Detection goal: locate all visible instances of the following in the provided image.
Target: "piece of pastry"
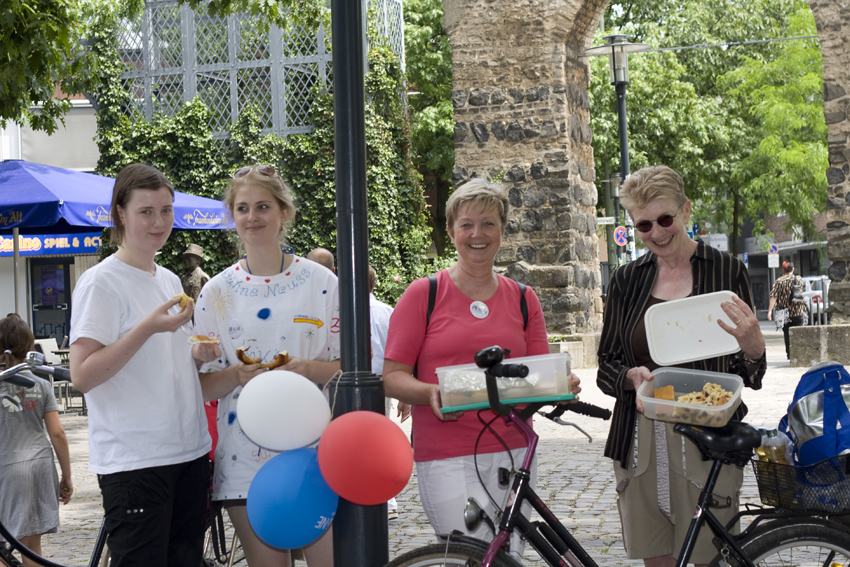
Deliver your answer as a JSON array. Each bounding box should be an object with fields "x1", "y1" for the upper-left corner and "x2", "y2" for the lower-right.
[
  {"x1": 236, "y1": 347, "x2": 291, "y2": 369},
  {"x1": 654, "y1": 385, "x2": 676, "y2": 401},
  {"x1": 188, "y1": 335, "x2": 220, "y2": 344},
  {"x1": 173, "y1": 293, "x2": 193, "y2": 308}
]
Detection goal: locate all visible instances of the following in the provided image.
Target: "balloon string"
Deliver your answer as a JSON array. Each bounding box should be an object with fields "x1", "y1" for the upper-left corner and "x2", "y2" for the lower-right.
[{"x1": 324, "y1": 370, "x2": 344, "y2": 417}]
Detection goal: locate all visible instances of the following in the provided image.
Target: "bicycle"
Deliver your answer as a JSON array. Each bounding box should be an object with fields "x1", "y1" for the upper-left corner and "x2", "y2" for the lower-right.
[{"x1": 384, "y1": 345, "x2": 850, "y2": 567}]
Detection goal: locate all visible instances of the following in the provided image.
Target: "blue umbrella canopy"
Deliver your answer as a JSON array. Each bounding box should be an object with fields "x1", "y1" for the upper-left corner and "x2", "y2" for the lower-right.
[{"x1": 0, "y1": 160, "x2": 234, "y2": 232}]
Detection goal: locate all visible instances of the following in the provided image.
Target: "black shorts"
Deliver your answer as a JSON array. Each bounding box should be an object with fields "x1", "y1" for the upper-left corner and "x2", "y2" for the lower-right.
[{"x1": 98, "y1": 454, "x2": 209, "y2": 567}]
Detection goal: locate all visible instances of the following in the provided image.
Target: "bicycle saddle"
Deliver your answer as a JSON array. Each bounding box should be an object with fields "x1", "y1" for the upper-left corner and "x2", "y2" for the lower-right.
[{"x1": 674, "y1": 420, "x2": 761, "y2": 467}]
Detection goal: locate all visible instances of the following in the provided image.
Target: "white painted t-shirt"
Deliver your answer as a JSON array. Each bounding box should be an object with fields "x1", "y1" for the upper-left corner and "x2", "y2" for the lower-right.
[
  {"x1": 70, "y1": 255, "x2": 211, "y2": 474},
  {"x1": 194, "y1": 255, "x2": 340, "y2": 500}
]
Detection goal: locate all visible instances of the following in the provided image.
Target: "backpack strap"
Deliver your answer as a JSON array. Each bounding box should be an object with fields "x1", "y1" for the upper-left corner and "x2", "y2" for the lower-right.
[
  {"x1": 413, "y1": 275, "x2": 438, "y2": 379},
  {"x1": 425, "y1": 274, "x2": 437, "y2": 330},
  {"x1": 518, "y1": 282, "x2": 528, "y2": 330}
]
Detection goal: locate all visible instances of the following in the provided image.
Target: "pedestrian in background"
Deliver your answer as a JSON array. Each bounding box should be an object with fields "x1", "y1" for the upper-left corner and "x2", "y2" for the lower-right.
[
  {"x1": 307, "y1": 247, "x2": 335, "y2": 273},
  {"x1": 0, "y1": 314, "x2": 73, "y2": 567},
  {"x1": 767, "y1": 260, "x2": 807, "y2": 359},
  {"x1": 180, "y1": 243, "x2": 211, "y2": 303},
  {"x1": 70, "y1": 164, "x2": 213, "y2": 567},
  {"x1": 368, "y1": 265, "x2": 407, "y2": 520}
]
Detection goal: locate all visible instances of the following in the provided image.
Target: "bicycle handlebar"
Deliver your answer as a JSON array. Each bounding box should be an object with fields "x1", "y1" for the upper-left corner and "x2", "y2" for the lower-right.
[
  {"x1": 0, "y1": 350, "x2": 71, "y2": 387},
  {"x1": 543, "y1": 401, "x2": 612, "y2": 421},
  {"x1": 490, "y1": 362, "x2": 529, "y2": 378}
]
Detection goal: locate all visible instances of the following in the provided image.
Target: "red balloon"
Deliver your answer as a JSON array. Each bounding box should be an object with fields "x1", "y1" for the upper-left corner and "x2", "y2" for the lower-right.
[{"x1": 318, "y1": 411, "x2": 413, "y2": 505}]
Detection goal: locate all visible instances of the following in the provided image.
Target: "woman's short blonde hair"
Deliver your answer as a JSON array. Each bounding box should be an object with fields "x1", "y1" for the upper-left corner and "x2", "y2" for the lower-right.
[
  {"x1": 445, "y1": 178, "x2": 510, "y2": 230},
  {"x1": 620, "y1": 166, "x2": 687, "y2": 212}
]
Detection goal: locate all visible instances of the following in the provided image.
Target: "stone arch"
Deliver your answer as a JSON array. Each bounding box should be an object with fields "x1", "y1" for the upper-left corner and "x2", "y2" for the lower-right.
[{"x1": 443, "y1": 0, "x2": 609, "y2": 335}]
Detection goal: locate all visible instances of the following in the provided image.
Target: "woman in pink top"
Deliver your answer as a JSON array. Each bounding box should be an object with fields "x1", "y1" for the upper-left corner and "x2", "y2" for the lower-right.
[{"x1": 383, "y1": 178, "x2": 580, "y2": 558}]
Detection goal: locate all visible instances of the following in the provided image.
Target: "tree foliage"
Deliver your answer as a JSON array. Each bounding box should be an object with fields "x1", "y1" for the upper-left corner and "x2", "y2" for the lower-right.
[
  {"x1": 592, "y1": 0, "x2": 827, "y2": 253},
  {"x1": 0, "y1": 0, "x2": 95, "y2": 133},
  {"x1": 282, "y1": 41, "x2": 437, "y2": 303},
  {"x1": 85, "y1": 6, "x2": 435, "y2": 304},
  {"x1": 403, "y1": 0, "x2": 454, "y2": 254}
]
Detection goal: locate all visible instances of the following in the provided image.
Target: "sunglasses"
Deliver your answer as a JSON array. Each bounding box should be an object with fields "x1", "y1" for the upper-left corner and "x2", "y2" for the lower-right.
[
  {"x1": 233, "y1": 165, "x2": 277, "y2": 179},
  {"x1": 634, "y1": 212, "x2": 678, "y2": 233}
]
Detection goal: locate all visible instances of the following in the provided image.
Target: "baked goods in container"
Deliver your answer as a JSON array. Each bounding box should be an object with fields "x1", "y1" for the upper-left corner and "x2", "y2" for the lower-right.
[
  {"x1": 676, "y1": 382, "x2": 732, "y2": 407},
  {"x1": 654, "y1": 385, "x2": 675, "y2": 401}
]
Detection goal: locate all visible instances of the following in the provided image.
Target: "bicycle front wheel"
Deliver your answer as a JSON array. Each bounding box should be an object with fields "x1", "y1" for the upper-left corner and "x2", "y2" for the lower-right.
[
  {"x1": 0, "y1": 545, "x2": 23, "y2": 567},
  {"x1": 724, "y1": 520, "x2": 850, "y2": 566},
  {"x1": 386, "y1": 542, "x2": 523, "y2": 567}
]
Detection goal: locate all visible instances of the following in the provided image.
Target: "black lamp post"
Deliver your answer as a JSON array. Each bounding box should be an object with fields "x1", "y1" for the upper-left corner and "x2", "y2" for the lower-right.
[
  {"x1": 586, "y1": 35, "x2": 648, "y2": 264},
  {"x1": 329, "y1": 0, "x2": 388, "y2": 564}
]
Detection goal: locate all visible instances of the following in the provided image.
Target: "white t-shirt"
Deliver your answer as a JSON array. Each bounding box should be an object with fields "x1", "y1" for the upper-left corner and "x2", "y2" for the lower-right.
[
  {"x1": 194, "y1": 255, "x2": 340, "y2": 500},
  {"x1": 369, "y1": 293, "x2": 393, "y2": 377},
  {"x1": 70, "y1": 255, "x2": 211, "y2": 474}
]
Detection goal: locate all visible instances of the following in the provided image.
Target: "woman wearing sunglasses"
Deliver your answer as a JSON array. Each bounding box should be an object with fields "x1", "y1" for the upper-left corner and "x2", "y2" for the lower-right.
[
  {"x1": 596, "y1": 165, "x2": 766, "y2": 567},
  {"x1": 192, "y1": 165, "x2": 339, "y2": 567}
]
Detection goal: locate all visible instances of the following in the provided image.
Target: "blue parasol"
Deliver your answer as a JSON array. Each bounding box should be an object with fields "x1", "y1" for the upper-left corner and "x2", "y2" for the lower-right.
[{"x1": 0, "y1": 160, "x2": 234, "y2": 232}]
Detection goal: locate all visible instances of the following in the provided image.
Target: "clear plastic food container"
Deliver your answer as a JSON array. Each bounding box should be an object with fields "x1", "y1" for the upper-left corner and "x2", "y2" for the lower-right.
[
  {"x1": 637, "y1": 368, "x2": 743, "y2": 427},
  {"x1": 436, "y1": 353, "x2": 573, "y2": 413}
]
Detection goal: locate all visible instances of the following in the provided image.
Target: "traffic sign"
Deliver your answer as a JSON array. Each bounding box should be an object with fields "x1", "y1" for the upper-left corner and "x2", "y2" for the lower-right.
[
  {"x1": 597, "y1": 216, "x2": 616, "y2": 225},
  {"x1": 769, "y1": 243, "x2": 779, "y2": 255},
  {"x1": 614, "y1": 226, "x2": 628, "y2": 246},
  {"x1": 743, "y1": 252, "x2": 748, "y2": 265},
  {"x1": 708, "y1": 233, "x2": 728, "y2": 252},
  {"x1": 768, "y1": 253, "x2": 779, "y2": 268}
]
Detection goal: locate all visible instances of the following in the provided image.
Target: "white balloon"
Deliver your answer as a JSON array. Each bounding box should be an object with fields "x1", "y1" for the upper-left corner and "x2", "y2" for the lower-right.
[{"x1": 236, "y1": 370, "x2": 331, "y2": 451}]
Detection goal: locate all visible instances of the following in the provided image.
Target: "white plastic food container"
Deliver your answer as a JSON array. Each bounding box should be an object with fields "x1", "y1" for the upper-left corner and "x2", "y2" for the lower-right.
[
  {"x1": 637, "y1": 368, "x2": 743, "y2": 427},
  {"x1": 644, "y1": 290, "x2": 741, "y2": 366},
  {"x1": 436, "y1": 353, "x2": 573, "y2": 413}
]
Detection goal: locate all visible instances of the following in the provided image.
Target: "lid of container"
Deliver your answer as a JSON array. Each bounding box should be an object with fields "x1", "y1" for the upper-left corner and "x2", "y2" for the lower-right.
[{"x1": 644, "y1": 290, "x2": 741, "y2": 366}]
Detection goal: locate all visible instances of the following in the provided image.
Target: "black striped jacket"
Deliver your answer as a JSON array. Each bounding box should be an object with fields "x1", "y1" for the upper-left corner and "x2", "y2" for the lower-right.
[{"x1": 596, "y1": 241, "x2": 766, "y2": 467}]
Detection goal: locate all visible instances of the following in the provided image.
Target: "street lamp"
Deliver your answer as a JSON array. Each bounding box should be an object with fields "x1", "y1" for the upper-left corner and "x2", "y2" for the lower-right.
[{"x1": 586, "y1": 34, "x2": 649, "y2": 264}]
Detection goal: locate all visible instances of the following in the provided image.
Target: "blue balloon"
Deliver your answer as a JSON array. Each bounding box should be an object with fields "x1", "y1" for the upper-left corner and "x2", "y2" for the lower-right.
[{"x1": 247, "y1": 448, "x2": 338, "y2": 549}]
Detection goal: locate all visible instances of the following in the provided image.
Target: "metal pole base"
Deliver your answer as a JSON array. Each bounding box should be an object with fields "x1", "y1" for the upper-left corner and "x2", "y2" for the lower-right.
[{"x1": 329, "y1": 373, "x2": 389, "y2": 567}]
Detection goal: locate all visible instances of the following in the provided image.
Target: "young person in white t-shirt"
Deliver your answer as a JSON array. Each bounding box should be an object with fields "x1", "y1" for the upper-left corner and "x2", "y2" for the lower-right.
[
  {"x1": 192, "y1": 165, "x2": 340, "y2": 567},
  {"x1": 70, "y1": 164, "x2": 214, "y2": 567}
]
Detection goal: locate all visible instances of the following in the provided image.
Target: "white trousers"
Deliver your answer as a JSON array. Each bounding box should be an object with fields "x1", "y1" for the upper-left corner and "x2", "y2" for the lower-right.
[{"x1": 416, "y1": 448, "x2": 537, "y2": 559}]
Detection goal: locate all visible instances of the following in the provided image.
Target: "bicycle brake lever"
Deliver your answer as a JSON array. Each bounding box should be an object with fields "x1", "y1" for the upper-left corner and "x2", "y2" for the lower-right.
[{"x1": 538, "y1": 412, "x2": 593, "y2": 443}]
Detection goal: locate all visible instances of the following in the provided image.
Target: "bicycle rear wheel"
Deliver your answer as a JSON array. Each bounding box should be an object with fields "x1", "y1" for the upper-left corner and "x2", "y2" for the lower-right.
[
  {"x1": 716, "y1": 520, "x2": 850, "y2": 567},
  {"x1": 385, "y1": 543, "x2": 523, "y2": 567}
]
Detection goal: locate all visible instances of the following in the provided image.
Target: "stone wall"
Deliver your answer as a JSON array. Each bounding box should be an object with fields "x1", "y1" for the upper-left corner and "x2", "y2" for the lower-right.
[
  {"x1": 809, "y1": 1, "x2": 850, "y2": 323},
  {"x1": 442, "y1": 0, "x2": 609, "y2": 335}
]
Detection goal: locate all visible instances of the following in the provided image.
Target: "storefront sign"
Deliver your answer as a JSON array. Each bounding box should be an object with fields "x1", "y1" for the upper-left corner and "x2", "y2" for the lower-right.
[{"x1": 0, "y1": 233, "x2": 102, "y2": 256}]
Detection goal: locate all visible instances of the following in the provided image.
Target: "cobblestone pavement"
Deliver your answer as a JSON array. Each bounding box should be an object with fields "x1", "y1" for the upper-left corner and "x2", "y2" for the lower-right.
[{"x1": 31, "y1": 325, "x2": 799, "y2": 566}]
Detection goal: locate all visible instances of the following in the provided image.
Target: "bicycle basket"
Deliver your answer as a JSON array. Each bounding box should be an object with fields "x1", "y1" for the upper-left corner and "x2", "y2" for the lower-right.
[{"x1": 752, "y1": 453, "x2": 850, "y2": 514}]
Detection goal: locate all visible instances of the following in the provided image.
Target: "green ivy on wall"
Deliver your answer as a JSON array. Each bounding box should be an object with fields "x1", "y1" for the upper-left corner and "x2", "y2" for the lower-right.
[{"x1": 85, "y1": 7, "x2": 441, "y2": 304}]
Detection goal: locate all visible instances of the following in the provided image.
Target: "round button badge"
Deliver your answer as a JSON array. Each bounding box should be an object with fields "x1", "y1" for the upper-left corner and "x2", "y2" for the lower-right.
[{"x1": 470, "y1": 301, "x2": 489, "y2": 319}]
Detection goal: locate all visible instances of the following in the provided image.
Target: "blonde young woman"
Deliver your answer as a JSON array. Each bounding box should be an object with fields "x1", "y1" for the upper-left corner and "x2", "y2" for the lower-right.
[
  {"x1": 193, "y1": 165, "x2": 340, "y2": 567},
  {"x1": 70, "y1": 164, "x2": 212, "y2": 567}
]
